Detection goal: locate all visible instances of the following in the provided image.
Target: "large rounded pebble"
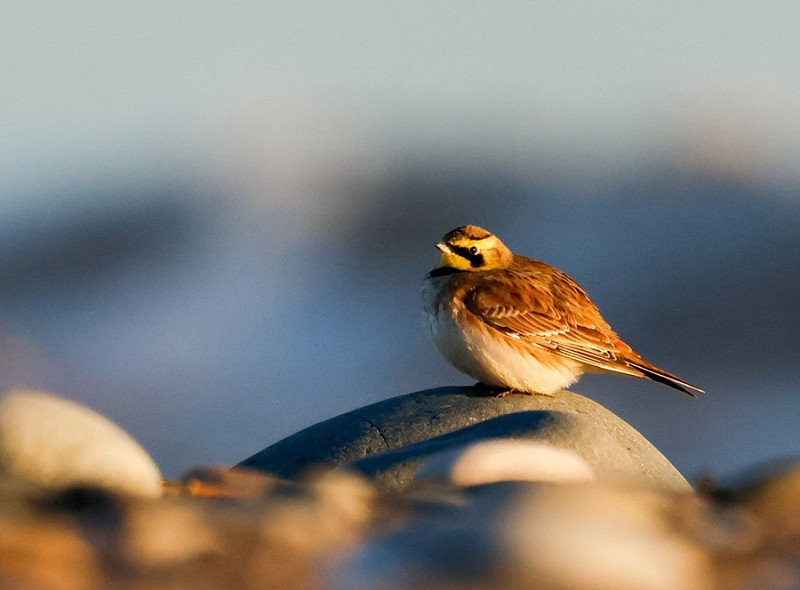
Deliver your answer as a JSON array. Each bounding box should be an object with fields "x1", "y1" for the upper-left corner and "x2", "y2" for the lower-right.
[
  {"x1": 239, "y1": 386, "x2": 689, "y2": 492},
  {"x1": 0, "y1": 389, "x2": 162, "y2": 497}
]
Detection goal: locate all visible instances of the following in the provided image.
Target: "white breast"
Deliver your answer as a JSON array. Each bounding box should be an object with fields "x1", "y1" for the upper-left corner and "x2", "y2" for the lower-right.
[{"x1": 422, "y1": 276, "x2": 582, "y2": 394}]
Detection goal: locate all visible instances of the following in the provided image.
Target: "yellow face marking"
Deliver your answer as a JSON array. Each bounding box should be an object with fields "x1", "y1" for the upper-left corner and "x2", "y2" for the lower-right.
[
  {"x1": 432, "y1": 226, "x2": 514, "y2": 272},
  {"x1": 435, "y1": 236, "x2": 498, "y2": 270},
  {"x1": 435, "y1": 242, "x2": 475, "y2": 271}
]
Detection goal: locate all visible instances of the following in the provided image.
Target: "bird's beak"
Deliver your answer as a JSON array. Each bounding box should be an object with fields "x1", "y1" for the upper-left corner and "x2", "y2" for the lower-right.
[{"x1": 434, "y1": 242, "x2": 455, "y2": 269}]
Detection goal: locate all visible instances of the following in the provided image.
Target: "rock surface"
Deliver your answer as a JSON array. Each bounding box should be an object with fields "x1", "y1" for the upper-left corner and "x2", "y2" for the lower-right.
[
  {"x1": 239, "y1": 386, "x2": 690, "y2": 492},
  {"x1": 0, "y1": 389, "x2": 162, "y2": 497}
]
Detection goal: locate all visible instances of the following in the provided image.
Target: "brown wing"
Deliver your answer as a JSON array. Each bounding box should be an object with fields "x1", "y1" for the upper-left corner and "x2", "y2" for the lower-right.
[
  {"x1": 464, "y1": 258, "x2": 703, "y2": 396},
  {"x1": 464, "y1": 260, "x2": 640, "y2": 373}
]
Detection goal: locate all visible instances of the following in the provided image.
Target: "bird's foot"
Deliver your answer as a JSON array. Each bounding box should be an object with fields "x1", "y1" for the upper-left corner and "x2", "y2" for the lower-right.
[{"x1": 473, "y1": 382, "x2": 516, "y2": 398}]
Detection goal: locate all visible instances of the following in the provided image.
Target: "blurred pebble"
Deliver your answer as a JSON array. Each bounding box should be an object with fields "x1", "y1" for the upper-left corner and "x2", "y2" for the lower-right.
[
  {"x1": 256, "y1": 470, "x2": 375, "y2": 555},
  {"x1": 334, "y1": 481, "x2": 713, "y2": 590},
  {"x1": 0, "y1": 480, "x2": 100, "y2": 590},
  {"x1": 179, "y1": 465, "x2": 280, "y2": 498},
  {"x1": 703, "y1": 459, "x2": 800, "y2": 590},
  {"x1": 502, "y1": 483, "x2": 712, "y2": 590},
  {"x1": 743, "y1": 460, "x2": 800, "y2": 531},
  {"x1": 415, "y1": 439, "x2": 595, "y2": 486},
  {"x1": 0, "y1": 389, "x2": 162, "y2": 497},
  {"x1": 117, "y1": 497, "x2": 218, "y2": 568}
]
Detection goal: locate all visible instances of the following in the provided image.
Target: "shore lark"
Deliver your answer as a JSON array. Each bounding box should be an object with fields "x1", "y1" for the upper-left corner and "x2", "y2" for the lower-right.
[{"x1": 422, "y1": 225, "x2": 704, "y2": 397}]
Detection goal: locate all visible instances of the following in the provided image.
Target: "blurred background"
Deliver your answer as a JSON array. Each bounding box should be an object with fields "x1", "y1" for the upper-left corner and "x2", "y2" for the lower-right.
[{"x1": 1, "y1": 2, "x2": 799, "y2": 479}]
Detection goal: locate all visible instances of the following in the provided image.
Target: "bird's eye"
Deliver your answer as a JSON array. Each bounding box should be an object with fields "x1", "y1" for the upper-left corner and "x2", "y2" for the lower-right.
[{"x1": 469, "y1": 246, "x2": 478, "y2": 255}]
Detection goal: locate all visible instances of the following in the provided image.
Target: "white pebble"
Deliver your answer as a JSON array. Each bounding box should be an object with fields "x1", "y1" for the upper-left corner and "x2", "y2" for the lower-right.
[
  {"x1": 417, "y1": 439, "x2": 595, "y2": 486},
  {"x1": 0, "y1": 389, "x2": 162, "y2": 497}
]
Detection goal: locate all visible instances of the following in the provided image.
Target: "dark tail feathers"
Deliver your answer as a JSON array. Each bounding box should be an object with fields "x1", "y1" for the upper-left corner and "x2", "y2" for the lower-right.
[{"x1": 630, "y1": 362, "x2": 705, "y2": 398}]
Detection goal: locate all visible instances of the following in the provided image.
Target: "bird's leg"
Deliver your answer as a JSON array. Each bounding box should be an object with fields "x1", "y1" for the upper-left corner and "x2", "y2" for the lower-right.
[{"x1": 473, "y1": 382, "x2": 516, "y2": 398}]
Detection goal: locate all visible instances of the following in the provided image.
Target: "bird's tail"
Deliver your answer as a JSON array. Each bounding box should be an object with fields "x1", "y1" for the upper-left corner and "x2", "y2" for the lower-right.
[{"x1": 627, "y1": 360, "x2": 705, "y2": 398}]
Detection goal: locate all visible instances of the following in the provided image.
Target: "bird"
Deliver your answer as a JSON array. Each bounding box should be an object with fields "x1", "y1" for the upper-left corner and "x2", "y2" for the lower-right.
[{"x1": 422, "y1": 225, "x2": 704, "y2": 397}]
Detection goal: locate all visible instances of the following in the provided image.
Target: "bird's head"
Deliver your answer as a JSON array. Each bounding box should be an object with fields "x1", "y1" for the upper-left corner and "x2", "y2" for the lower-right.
[{"x1": 434, "y1": 225, "x2": 514, "y2": 272}]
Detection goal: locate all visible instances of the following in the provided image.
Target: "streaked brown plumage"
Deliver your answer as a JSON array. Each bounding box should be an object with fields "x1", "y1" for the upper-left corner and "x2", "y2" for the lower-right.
[{"x1": 422, "y1": 225, "x2": 704, "y2": 396}]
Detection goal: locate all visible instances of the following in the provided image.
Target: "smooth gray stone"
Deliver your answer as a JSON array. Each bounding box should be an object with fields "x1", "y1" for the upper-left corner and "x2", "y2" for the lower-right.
[
  {"x1": 238, "y1": 386, "x2": 690, "y2": 492},
  {"x1": 348, "y1": 410, "x2": 678, "y2": 491}
]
